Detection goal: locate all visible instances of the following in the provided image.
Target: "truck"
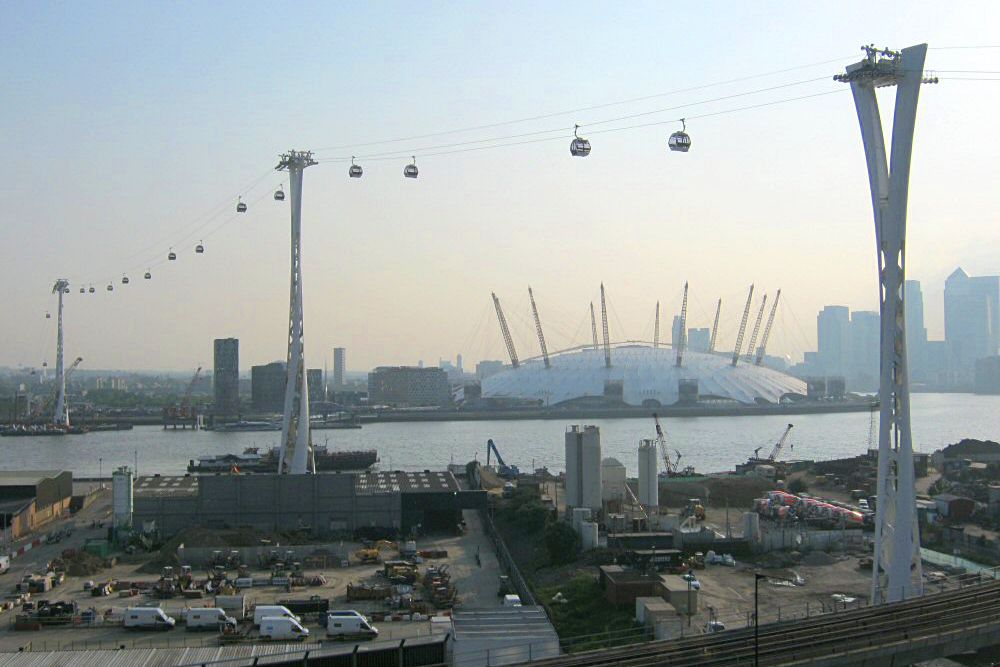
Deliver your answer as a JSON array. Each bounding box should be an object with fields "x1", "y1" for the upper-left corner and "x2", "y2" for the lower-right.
[
  {"x1": 123, "y1": 607, "x2": 176, "y2": 630},
  {"x1": 325, "y1": 610, "x2": 378, "y2": 640},
  {"x1": 214, "y1": 594, "x2": 248, "y2": 620},
  {"x1": 259, "y1": 616, "x2": 309, "y2": 641},
  {"x1": 185, "y1": 607, "x2": 237, "y2": 631},
  {"x1": 253, "y1": 605, "x2": 300, "y2": 626}
]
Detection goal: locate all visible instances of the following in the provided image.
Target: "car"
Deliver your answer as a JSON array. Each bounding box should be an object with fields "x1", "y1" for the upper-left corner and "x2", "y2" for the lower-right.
[
  {"x1": 705, "y1": 621, "x2": 726, "y2": 633},
  {"x1": 681, "y1": 573, "x2": 701, "y2": 590}
]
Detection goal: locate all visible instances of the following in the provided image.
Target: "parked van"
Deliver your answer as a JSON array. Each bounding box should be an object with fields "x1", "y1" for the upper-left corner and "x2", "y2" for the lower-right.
[
  {"x1": 123, "y1": 607, "x2": 176, "y2": 630},
  {"x1": 259, "y1": 616, "x2": 309, "y2": 641},
  {"x1": 0, "y1": 555, "x2": 9, "y2": 575},
  {"x1": 326, "y1": 610, "x2": 378, "y2": 640},
  {"x1": 253, "y1": 605, "x2": 300, "y2": 626},
  {"x1": 185, "y1": 607, "x2": 237, "y2": 631}
]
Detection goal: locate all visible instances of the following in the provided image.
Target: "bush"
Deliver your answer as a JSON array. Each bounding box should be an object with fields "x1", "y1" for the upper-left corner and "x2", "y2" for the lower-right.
[
  {"x1": 787, "y1": 478, "x2": 808, "y2": 494},
  {"x1": 544, "y1": 521, "x2": 580, "y2": 565}
]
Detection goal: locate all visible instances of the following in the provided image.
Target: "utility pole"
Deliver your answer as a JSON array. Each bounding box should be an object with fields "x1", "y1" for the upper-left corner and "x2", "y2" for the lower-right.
[{"x1": 276, "y1": 150, "x2": 317, "y2": 475}]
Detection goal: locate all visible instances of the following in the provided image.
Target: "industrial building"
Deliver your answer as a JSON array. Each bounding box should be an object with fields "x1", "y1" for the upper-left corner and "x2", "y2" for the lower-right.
[
  {"x1": 213, "y1": 338, "x2": 240, "y2": 415},
  {"x1": 565, "y1": 425, "x2": 602, "y2": 512},
  {"x1": 131, "y1": 470, "x2": 485, "y2": 538},
  {"x1": 482, "y1": 346, "x2": 806, "y2": 407},
  {"x1": 0, "y1": 470, "x2": 73, "y2": 541},
  {"x1": 251, "y1": 361, "x2": 286, "y2": 412},
  {"x1": 368, "y1": 366, "x2": 452, "y2": 407}
]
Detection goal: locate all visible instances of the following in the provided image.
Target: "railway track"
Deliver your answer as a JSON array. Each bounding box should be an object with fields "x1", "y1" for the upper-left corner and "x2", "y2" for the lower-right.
[{"x1": 519, "y1": 580, "x2": 1000, "y2": 667}]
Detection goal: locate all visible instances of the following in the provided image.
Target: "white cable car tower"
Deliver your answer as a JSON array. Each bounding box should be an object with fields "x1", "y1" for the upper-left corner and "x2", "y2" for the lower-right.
[
  {"x1": 276, "y1": 150, "x2": 317, "y2": 474},
  {"x1": 51, "y1": 279, "x2": 70, "y2": 426},
  {"x1": 837, "y1": 43, "x2": 936, "y2": 603}
]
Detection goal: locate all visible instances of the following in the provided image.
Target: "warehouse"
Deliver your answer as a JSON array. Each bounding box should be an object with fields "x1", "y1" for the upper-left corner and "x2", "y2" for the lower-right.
[
  {"x1": 133, "y1": 470, "x2": 485, "y2": 538},
  {"x1": 0, "y1": 470, "x2": 73, "y2": 541}
]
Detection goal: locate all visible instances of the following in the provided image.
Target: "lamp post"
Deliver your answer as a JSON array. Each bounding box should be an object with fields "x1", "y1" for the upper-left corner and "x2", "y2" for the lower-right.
[
  {"x1": 99, "y1": 457, "x2": 103, "y2": 489},
  {"x1": 754, "y1": 573, "x2": 766, "y2": 667}
]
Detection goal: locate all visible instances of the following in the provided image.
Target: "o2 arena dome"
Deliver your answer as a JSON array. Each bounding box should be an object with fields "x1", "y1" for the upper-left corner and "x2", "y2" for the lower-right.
[{"x1": 482, "y1": 344, "x2": 806, "y2": 407}]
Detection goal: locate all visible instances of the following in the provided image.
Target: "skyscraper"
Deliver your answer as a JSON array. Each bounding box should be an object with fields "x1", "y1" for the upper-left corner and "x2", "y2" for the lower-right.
[
  {"x1": 251, "y1": 362, "x2": 286, "y2": 413},
  {"x1": 945, "y1": 268, "x2": 1000, "y2": 385},
  {"x1": 213, "y1": 338, "x2": 239, "y2": 415},
  {"x1": 849, "y1": 311, "x2": 879, "y2": 390},
  {"x1": 333, "y1": 347, "x2": 346, "y2": 389},
  {"x1": 904, "y1": 280, "x2": 928, "y2": 382},
  {"x1": 817, "y1": 306, "x2": 851, "y2": 377}
]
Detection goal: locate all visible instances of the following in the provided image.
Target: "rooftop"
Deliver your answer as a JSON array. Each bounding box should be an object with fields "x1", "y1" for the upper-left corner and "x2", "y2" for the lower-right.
[
  {"x1": 0, "y1": 470, "x2": 68, "y2": 487},
  {"x1": 136, "y1": 475, "x2": 200, "y2": 497},
  {"x1": 354, "y1": 470, "x2": 461, "y2": 496}
]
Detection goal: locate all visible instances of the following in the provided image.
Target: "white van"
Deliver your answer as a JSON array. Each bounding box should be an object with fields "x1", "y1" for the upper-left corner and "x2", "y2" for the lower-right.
[
  {"x1": 259, "y1": 616, "x2": 309, "y2": 641},
  {"x1": 185, "y1": 607, "x2": 237, "y2": 631},
  {"x1": 326, "y1": 610, "x2": 378, "y2": 640},
  {"x1": 253, "y1": 605, "x2": 300, "y2": 627},
  {"x1": 0, "y1": 555, "x2": 9, "y2": 575},
  {"x1": 123, "y1": 607, "x2": 176, "y2": 630}
]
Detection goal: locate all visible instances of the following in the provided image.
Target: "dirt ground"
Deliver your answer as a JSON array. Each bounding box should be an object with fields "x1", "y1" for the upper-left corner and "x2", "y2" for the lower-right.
[{"x1": 0, "y1": 508, "x2": 500, "y2": 652}]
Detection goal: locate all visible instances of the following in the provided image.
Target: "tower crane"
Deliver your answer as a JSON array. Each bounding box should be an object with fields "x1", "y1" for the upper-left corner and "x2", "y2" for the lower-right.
[
  {"x1": 708, "y1": 299, "x2": 722, "y2": 353},
  {"x1": 492, "y1": 292, "x2": 519, "y2": 369},
  {"x1": 675, "y1": 282, "x2": 689, "y2": 367},
  {"x1": 180, "y1": 366, "x2": 203, "y2": 418},
  {"x1": 731, "y1": 285, "x2": 755, "y2": 367},
  {"x1": 528, "y1": 287, "x2": 550, "y2": 369},
  {"x1": 755, "y1": 289, "x2": 781, "y2": 365},
  {"x1": 623, "y1": 482, "x2": 650, "y2": 524},
  {"x1": 28, "y1": 357, "x2": 82, "y2": 423},
  {"x1": 743, "y1": 293, "x2": 768, "y2": 362},
  {"x1": 652, "y1": 413, "x2": 675, "y2": 476},
  {"x1": 766, "y1": 424, "x2": 794, "y2": 461}
]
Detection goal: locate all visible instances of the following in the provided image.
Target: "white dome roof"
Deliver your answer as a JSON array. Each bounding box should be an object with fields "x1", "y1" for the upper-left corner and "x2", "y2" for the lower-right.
[{"x1": 482, "y1": 345, "x2": 805, "y2": 406}]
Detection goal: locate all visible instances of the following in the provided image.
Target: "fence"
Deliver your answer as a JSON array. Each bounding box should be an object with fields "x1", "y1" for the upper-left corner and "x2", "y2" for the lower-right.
[{"x1": 480, "y1": 509, "x2": 535, "y2": 606}]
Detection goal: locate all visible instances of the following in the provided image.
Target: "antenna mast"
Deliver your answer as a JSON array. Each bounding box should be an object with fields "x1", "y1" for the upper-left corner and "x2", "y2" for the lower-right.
[
  {"x1": 731, "y1": 284, "x2": 755, "y2": 367},
  {"x1": 492, "y1": 292, "x2": 520, "y2": 369},
  {"x1": 528, "y1": 287, "x2": 550, "y2": 369}
]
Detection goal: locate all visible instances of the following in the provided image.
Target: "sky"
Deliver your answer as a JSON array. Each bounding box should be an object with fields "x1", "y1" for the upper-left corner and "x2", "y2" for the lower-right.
[{"x1": 2, "y1": 1, "x2": 999, "y2": 374}]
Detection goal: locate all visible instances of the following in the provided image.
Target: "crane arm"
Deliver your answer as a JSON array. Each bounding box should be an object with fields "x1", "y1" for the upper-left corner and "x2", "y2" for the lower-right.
[
  {"x1": 29, "y1": 357, "x2": 82, "y2": 420},
  {"x1": 768, "y1": 424, "x2": 794, "y2": 461},
  {"x1": 487, "y1": 439, "x2": 506, "y2": 468},
  {"x1": 652, "y1": 413, "x2": 673, "y2": 474},
  {"x1": 624, "y1": 483, "x2": 650, "y2": 522},
  {"x1": 181, "y1": 366, "x2": 203, "y2": 409},
  {"x1": 755, "y1": 289, "x2": 781, "y2": 365}
]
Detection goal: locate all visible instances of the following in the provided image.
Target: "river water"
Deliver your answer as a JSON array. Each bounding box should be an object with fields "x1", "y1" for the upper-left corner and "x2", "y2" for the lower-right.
[{"x1": 2, "y1": 394, "x2": 998, "y2": 478}]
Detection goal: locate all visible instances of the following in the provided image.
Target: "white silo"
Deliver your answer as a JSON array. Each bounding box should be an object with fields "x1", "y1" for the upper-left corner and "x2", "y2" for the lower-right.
[
  {"x1": 572, "y1": 507, "x2": 592, "y2": 533},
  {"x1": 580, "y1": 521, "x2": 599, "y2": 550},
  {"x1": 601, "y1": 458, "x2": 627, "y2": 501},
  {"x1": 565, "y1": 425, "x2": 602, "y2": 512},
  {"x1": 638, "y1": 439, "x2": 659, "y2": 510},
  {"x1": 112, "y1": 466, "x2": 134, "y2": 529}
]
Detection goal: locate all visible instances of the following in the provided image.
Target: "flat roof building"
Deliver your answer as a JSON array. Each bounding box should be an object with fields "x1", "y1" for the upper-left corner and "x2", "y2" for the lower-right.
[
  {"x1": 213, "y1": 338, "x2": 240, "y2": 416},
  {"x1": 251, "y1": 361, "x2": 285, "y2": 413},
  {"x1": 368, "y1": 366, "x2": 451, "y2": 407}
]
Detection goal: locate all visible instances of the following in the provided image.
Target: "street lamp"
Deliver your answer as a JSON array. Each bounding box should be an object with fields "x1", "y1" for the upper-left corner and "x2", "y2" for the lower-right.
[
  {"x1": 754, "y1": 573, "x2": 766, "y2": 667},
  {"x1": 99, "y1": 457, "x2": 103, "y2": 489}
]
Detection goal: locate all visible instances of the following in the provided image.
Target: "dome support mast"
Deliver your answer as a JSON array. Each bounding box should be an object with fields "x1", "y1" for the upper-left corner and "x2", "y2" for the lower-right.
[
  {"x1": 528, "y1": 287, "x2": 550, "y2": 369},
  {"x1": 755, "y1": 289, "x2": 781, "y2": 365},
  {"x1": 708, "y1": 299, "x2": 722, "y2": 353},
  {"x1": 600, "y1": 284, "x2": 611, "y2": 369},
  {"x1": 731, "y1": 285, "x2": 754, "y2": 367},
  {"x1": 590, "y1": 303, "x2": 599, "y2": 350},
  {"x1": 675, "y1": 282, "x2": 689, "y2": 367},
  {"x1": 492, "y1": 293, "x2": 519, "y2": 369},
  {"x1": 653, "y1": 302, "x2": 660, "y2": 349},
  {"x1": 744, "y1": 293, "x2": 768, "y2": 363}
]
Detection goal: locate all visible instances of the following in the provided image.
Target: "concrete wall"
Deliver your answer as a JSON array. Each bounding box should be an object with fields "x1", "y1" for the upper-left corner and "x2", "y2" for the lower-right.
[
  {"x1": 755, "y1": 527, "x2": 864, "y2": 553},
  {"x1": 177, "y1": 542, "x2": 348, "y2": 566}
]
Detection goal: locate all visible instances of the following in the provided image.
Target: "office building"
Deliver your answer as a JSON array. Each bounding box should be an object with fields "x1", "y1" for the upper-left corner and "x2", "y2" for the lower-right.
[
  {"x1": 368, "y1": 366, "x2": 451, "y2": 407},
  {"x1": 849, "y1": 311, "x2": 879, "y2": 391},
  {"x1": 688, "y1": 328, "x2": 711, "y2": 353},
  {"x1": 213, "y1": 338, "x2": 240, "y2": 415},
  {"x1": 905, "y1": 280, "x2": 928, "y2": 382},
  {"x1": 333, "y1": 347, "x2": 346, "y2": 388},
  {"x1": 307, "y1": 368, "x2": 323, "y2": 403},
  {"x1": 945, "y1": 268, "x2": 1000, "y2": 385},
  {"x1": 251, "y1": 362, "x2": 286, "y2": 413},
  {"x1": 476, "y1": 360, "x2": 506, "y2": 381},
  {"x1": 817, "y1": 306, "x2": 851, "y2": 376}
]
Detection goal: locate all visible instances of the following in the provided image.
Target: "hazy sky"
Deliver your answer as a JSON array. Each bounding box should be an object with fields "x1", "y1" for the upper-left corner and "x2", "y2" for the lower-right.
[{"x1": 2, "y1": 1, "x2": 999, "y2": 373}]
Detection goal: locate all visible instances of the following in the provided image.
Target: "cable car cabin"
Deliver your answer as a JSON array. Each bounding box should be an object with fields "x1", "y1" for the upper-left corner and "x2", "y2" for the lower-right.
[
  {"x1": 45, "y1": 312, "x2": 51, "y2": 319},
  {"x1": 236, "y1": 198, "x2": 247, "y2": 213},
  {"x1": 106, "y1": 284, "x2": 114, "y2": 292},
  {"x1": 144, "y1": 271, "x2": 152, "y2": 280},
  {"x1": 349, "y1": 164, "x2": 363, "y2": 178},
  {"x1": 274, "y1": 188, "x2": 285, "y2": 201},
  {"x1": 88, "y1": 286, "x2": 95, "y2": 293},
  {"x1": 668, "y1": 131, "x2": 691, "y2": 152},
  {"x1": 122, "y1": 276, "x2": 130, "y2": 284},
  {"x1": 79, "y1": 287, "x2": 85, "y2": 294},
  {"x1": 195, "y1": 243, "x2": 205, "y2": 254},
  {"x1": 404, "y1": 164, "x2": 418, "y2": 179},
  {"x1": 570, "y1": 137, "x2": 591, "y2": 157},
  {"x1": 168, "y1": 251, "x2": 177, "y2": 261}
]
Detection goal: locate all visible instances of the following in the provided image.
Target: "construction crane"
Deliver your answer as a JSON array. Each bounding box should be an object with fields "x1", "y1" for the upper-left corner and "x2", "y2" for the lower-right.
[
  {"x1": 527, "y1": 287, "x2": 550, "y2": 369},
  {"x1": 486, "y1": 439, "x2": 520, "y2": 479},
  {"x1": 179, "y1": 366, "x2": 203, "y2": 418},
  {"x1": 653, "y1": 301, "x2": 660, "y2": 349},
  {"x1": 755, "y1": 289, "x2": 781, "y2": 365},
  {"x1": 743, "y1": 293, "x2": 768, "y2": 362},
  {"x1": 675, "y1": 282, "x2": 689, "y2": 367},
  {"x1": 623, "y1": 482, "x2": 650, "y2": 524},
  {"x1": 600, "y1": 283, "x2": 611, "y2": 369},
  {"x1": 492, "y1": 292, "x2": 519, "y2": 369},
  {"x1": 708, "y1": 299, "x2": 722, "y2": 353},
  {"x1": 731, "y1": 284, "x2": 755, "y2": 367},
  {"x1": 28, "y1": 356, "x2": 82, "y2": 422},
  {"x1": 766, "y1": 424, "x2": 794, "y2": 461},
  {"x1": 652, "y1": 413, "x2": 675, "y2": 476},
  {"x1": 590, "y1": 302, "x2": 599, "y2": 350}
]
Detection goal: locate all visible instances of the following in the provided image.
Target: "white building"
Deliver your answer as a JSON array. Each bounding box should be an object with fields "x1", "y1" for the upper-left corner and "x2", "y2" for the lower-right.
[{"x1": 565, "y1": 425, "x2": 602, "y2": 512}]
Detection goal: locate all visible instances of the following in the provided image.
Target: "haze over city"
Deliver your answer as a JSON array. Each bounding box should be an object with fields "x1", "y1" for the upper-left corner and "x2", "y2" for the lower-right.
[{"x1": 2, "y1": 1, "x2": 999, "y2": 372}]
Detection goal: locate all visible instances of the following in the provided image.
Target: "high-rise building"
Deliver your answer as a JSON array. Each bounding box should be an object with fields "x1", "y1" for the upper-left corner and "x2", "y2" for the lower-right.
[
  {"x1": 945, "y1": 268, "x2": 1000, "y2": 385},
  {"x1": 817, "y1": 306, "x2": 851, "y2": 376},
  {"x1": 476, "y1": 360, "x2": 505, "y2": 381},
  {"x1": 456, "y1": 353, "x2": 463, "y2": 373},
  {"x1": 307, "y1": 369, "x2": 323, "y2": 403},
  {"x1": 251, "y1": 362, "x2": 286, "y2": 413},
  {"x1": 849, "y1": 311, "x2": 879, "y2": 391},
  {"x1": 904, "y1": 280, "x2": 928, "y2": 382},
  {"x1": 213, "y1": 338, "x2": 240, "y2": 415},
  {"x1": 687, "y1": 328, "x2": 711, "y2": 353},
  {"x1": 368, "y1": 366, "x2": 451, "y2": 407},
  {"x1": 333, "y1": 347, "x2": 346, "y2": 388}
]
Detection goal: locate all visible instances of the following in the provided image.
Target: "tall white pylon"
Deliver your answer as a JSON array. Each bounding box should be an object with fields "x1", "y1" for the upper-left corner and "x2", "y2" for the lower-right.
[
  {"x1": 276, "y1": 150, "x2": 317, "y2": 474},
  {"x1": 51, "y1": 279, "x2": 70, "y2": 426},
  {"x1": 838, "y1": 44, "x2": 936, "y2": 603}
]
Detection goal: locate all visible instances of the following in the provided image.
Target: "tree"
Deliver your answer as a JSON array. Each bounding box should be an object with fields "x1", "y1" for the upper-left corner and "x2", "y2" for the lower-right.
[
  {"x1": 544, "y1": 521, "x2": 580, "y2": 565},
  {"x1": 787, "y1": 478, "x2": 808, "y2": 494}
]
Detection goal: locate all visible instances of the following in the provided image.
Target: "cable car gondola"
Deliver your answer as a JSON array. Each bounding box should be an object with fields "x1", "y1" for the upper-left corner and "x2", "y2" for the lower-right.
[
  {"x1": 168, "y1": 249, "x2": 177, "y2": 261},
  {"x1": 45, "y1": 312, "x2": 51, "y2": 319},
  {"x1": 144, "y1": 270, "x2": 152, "y2": 280},
  {"x1": 79, "y1": 287, "x2": 85, "y2": 294},
  {"x1": 570, "y1": 124, "x2": 591, "y2": 157},
  {"x1": 349, "y1": 156, "x2": 363, "y2": 179},
  {"x1": 122, "y1": 275, "x2": 130, "y2": 285},
  {"x1": 404, "y1": 156, "x2": 418, "y2": 179},
  {"x1": 668, "y1": 118, "x2": 692, "y2": 153},
  {"x1": 195, "y1": 241, "x2": 204, "y2": 254},
  {"x1": 88, "y1": 286, "x2": 95, "y2": 294},
  {"x1": 274, "y1": 184, "x2": 285, "y2": 201},
  {"x1": 107, "y1": 284, "x2": 114, "y2": 292},
  {"x1": 236, "y1": 196, "x2": 247, "y2": 213}
]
